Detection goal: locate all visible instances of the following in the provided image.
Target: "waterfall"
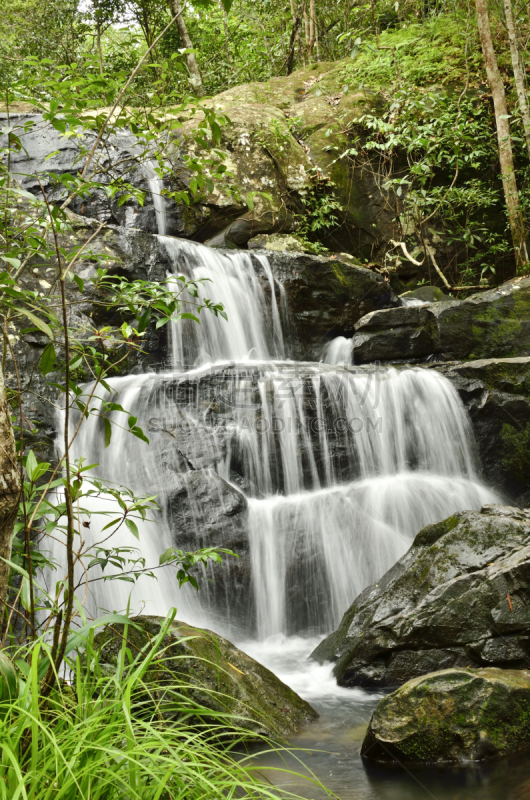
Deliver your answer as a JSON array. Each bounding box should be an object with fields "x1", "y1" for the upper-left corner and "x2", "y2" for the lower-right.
[
  {"x1": 56, "y1": 356, "x2": 499, "y2": 637},
  {"x1": 322, "y1": 336, "x2": 354, "y2": 365},
  {"x1": 143, "y1": 161, "x2": 167, "y2": 237},
  {"x1": 47, "y1": 181, "x2": 500, "y2": 640},
  {"x1": 160, "y1": 237, "x2": 286, "y2": 367}
]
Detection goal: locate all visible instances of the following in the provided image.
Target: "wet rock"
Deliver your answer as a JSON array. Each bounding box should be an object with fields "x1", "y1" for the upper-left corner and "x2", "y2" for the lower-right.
[
  {"x1": 350, "y1": 277, "x2": 530, "y2": 364},
  {"x1": 400, "y1": 286, "x2": 450, "y2": 304},
  {"x1": 164, "y1": 469, "x2": 248, "y2": 551},
  {"x1": 1, "y1": 114, "x2": 202, "y2": 237},
  {"x1": 258, "y1": 250, "x2": 397, "y2": 360},
  {"x1": 96, "y1": 615, "x2": 318, "y2": 738},
  {"x1": 361, "y1": 668, "x2": 530, "y2": 766},
  {"x1": 312, "y1": 505, "x2": 530, "y2": 688},
  {"x1": 162, "y1": 469, "x2": 251, "y2": 627},
  {"x1": 434, "y1": 357, "x2": 530, "y2": 506},
  {"x1": 435, "y1": 278, "x2": 530, "y2": 360},
  {"x1": 351, "y1": 305, "x2": 438, "y2": 363}
]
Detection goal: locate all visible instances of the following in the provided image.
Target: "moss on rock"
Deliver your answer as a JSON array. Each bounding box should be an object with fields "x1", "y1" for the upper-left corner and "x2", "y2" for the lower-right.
[
  {"x1": 95, "y1": 615, "x2": 317, "y2": 739},
  {"x1": 362, "y1": 668, "x2": 530, "y2": 766},
  {"x1": 311, "y1": 506, "x2": 530, "y2": 688}
]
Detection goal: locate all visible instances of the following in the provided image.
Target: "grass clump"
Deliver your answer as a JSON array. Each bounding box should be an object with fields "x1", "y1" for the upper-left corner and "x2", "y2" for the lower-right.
[{"x1": 0, "y1": 613, "x2": 331, "y2": 800}]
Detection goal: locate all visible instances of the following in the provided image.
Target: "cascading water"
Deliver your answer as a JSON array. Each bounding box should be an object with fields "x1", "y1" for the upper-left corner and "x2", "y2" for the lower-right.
[
  {"x1": 48, "y1": 179, "x2": 500, "y2": 648},
  {"x1": 161, "y1": 236, "x2": 287, "y2": 367},
  {"x1": 46, "y1": 191, "x2": 505, "y2": 795},
  {"x1": 321, "y1": 335, "x2": 353, "y2": 365},
  {"x1": 143, "y1": 161, "x2": 167, "y2": 237}
]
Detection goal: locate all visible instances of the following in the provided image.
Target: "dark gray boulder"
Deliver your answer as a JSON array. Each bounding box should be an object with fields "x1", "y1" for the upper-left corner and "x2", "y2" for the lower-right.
[
  {"x1": 312, "y1": 505, "x2": 530, "y2": 688},
  {"x1": 361, "y1": 667, "x2": 530, "y2": 766},
  {"x1": 350, "y1": 277, "x2": 530, "y2": 364},
  {"x1": 96, "y1": 615, "x2": 318, "y2": 738},
  {"x1": 259, "y1": 250, "x2": 397, "y2": 360},
  {"x1": 351, "y1": 305, "x2": 438, "y2": 362},
  {"x1": 433, "y1": 357, "x2": 530, "y2": 506},
  {"x1": 164, "y1": 469, "x2": 248, "y2": 550}
]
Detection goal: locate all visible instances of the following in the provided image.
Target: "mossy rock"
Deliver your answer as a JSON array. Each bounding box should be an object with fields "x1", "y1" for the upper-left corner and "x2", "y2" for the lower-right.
[
  {"x1": 362, "y1": 668, "x2": 530, "y2": 766},
  {"x1": 247, "y1": 233, "x2": 307, "y2": 253},
  {"x1": 95, "y1": 615, "x2": 317, "y2": 739},
  {"x1": 311, "y1": 506, "x2": 530, "y2": 688},
  {"x1": 434, "y1": 277, "x2": 530, "y2": 360},
  {"x1": 400, "y1": 286, "x2": 450, "y2": 303},
  {"x1": 349, "y1": 277, "x2": 530, "y2": 364}
]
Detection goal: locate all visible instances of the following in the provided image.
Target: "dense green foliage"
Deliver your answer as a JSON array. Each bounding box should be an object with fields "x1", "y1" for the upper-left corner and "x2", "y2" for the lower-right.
[{"x1": 1, "y1": 0, "x2": 529, "y2": 283}]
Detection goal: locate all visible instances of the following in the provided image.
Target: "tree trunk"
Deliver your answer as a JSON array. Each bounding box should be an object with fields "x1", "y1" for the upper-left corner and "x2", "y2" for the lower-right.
[
  {"x1": 96, "y1": 19, "x2": 103, "y2": 75},
  {"x1": 306, "y1": 0, "x2": 316, "y2": 61},
  {"x1": 169, "y1": 0, "x2": 205, "y2": 96},
  {"x1": 0, "y1": 367, "x2": 20, "y2": 621},
  {"x1": 315, "y1": 10, "x2": 320, "y2": 62},
  {"x1": 220, "y1": 0, "x2": 230, "y2": 62},
  {"x1": 286, "y1": 2, "x2": 304, "y2": 76},
  {"x1": 289, "y1": 0, "x2": 301, "y2": 68},
  {"x1": 475, "y1": 0, "x2": 528, "y2": 272},
  {"x1": 503, "y1": 0, "x2": 530, "y2": 161}
]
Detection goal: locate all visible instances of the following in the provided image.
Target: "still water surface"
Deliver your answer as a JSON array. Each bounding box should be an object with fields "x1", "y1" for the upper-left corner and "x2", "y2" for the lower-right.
[{"x1": 239, "y1": 636, "x2": 530, "y2": 800}]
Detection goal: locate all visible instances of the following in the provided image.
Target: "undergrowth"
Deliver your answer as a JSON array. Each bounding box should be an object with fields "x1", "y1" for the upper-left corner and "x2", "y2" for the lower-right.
[
  {"x1": 0, "y1": 613, "x2": 331, "y2": 800},
  {"x1": 333, "y1": 14, "x2": 486, "y2": 90}
]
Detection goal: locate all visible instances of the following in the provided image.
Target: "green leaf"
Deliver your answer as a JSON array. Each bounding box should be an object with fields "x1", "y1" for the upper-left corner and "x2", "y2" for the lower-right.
[
  {"x1": 40, "y1": 342, "x2": 56, "y2": 376},
  {"x1": 25, "y1": 451, "x2": 38, "y2": 481},
  {"x1": 137, "y1": 306, "x2": 151, "y2": 333},
  {"x1": 159, "y1": 546, "x2": 176, "y2": 566},
  {"x1": 130, "y1": 426, "x2": 149, "y2": 445},
  {"x1": 14, "y1": 307, "x2": 53, "y2": 340},
  {"x1": 125, "y1": 519, "x2": 139, "y2": 539},
  {"x1": 69, "y1": 355, "x2": 82, "y2": 371},
  {"x1": 1, "y1": 256, "x2": 21, "y2": 269},
  {"x1": 104, "y1": 418, "x2": 112, "y2": 448}
]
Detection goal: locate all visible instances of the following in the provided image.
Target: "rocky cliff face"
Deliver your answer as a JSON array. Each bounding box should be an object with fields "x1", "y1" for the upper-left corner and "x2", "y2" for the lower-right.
[
  {"x1": 2, "y1": 63, "x2": 399, "y2": 262},
  {"x1": 351, "y1": 277, "x2": 530, "y2": 363},
  {"x1": 434, "y1": 357, "x2": 530, "y2": 506}
]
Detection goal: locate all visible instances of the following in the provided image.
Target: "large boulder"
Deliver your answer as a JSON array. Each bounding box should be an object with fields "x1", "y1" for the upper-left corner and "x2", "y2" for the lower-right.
[
  {"x1": 2, "y1": 62, "x2": 399, "y2": 257},
  {"x1": 311, "y1": 505, "x2": 530, "y2": 688},
  {"x1": 257, "y1": 250, "x2": 397, "y2": 360},
  {"x1": 361, "y1": 668, "x2": 530, "y2": 766},
  {"x1": 434, "y1": 357, "x2": 530, "y2": 506},
  {"x1": 95, "y1": 615, "x2": 318, "y2": 737},
  {"x1": 351, "y1": 277, "x2": 530, "y2": 364},
  {"x1": 350, "y1": 305, "x2": 438, "y2": 362},
  {"x1": 200, "y1": 65, "x2": 395, "y2": 254}
]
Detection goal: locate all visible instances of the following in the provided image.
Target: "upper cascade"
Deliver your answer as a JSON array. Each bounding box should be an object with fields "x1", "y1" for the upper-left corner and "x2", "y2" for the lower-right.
[{"x1": 160, "y1": 236, "x2": 287, "y2": 367}]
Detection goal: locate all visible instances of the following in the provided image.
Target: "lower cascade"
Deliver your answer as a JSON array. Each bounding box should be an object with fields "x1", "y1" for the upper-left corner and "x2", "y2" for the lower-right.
[{"x1": 49, "y1": 237, "x2": 500, "y2": 643}]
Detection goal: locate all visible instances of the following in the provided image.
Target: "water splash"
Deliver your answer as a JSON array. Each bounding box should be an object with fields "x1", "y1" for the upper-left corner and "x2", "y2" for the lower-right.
[{"x1": 322, "y1": 336, "x2": 354, "y2": 365}]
